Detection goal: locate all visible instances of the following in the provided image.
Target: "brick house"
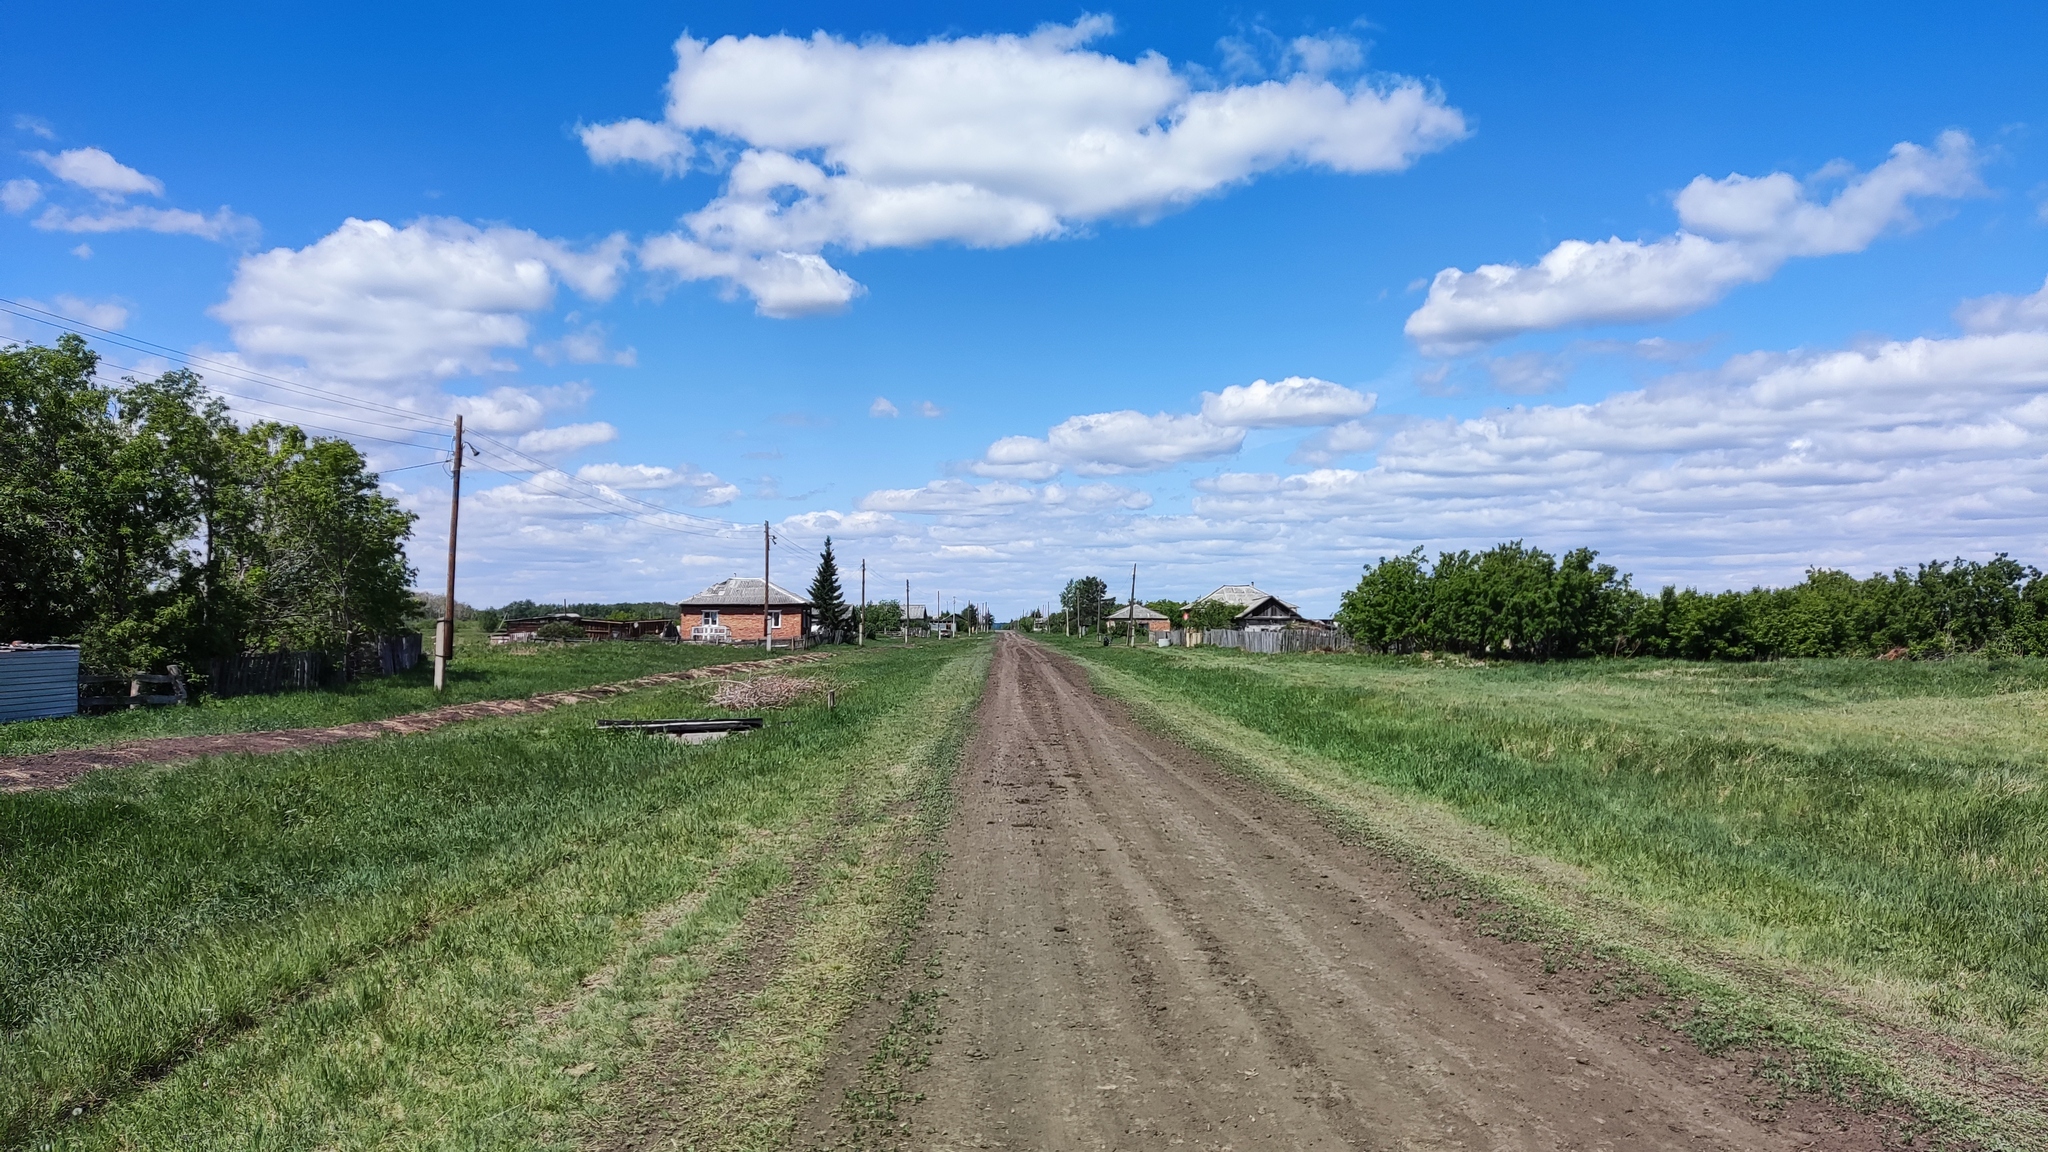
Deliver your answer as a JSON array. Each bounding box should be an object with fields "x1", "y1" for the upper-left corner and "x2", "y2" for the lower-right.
[
  {"x1": 680, "y1": 577, "x2": 812, "y2": 644},
  {"x1": 1106, "y1": 604, "x2": 1172, "y2": 634}
]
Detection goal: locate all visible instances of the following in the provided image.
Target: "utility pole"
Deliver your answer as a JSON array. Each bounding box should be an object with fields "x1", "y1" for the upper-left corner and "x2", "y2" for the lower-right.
[
  {"x1": 434, "y1": 414, "x2": 464, "y2": 692},
  {"x1": 1129, "y1": 563, "x2": 1138, "y2": 647},
  {"x1": 904, "y1": 579, "x2": 911, "y2": 646},
  {"x1": 858, "y1": 559, "x2": 866, "y2": 647},
  {"x1": 762, "y1": 521, "x2": 772, "y2": 652}
]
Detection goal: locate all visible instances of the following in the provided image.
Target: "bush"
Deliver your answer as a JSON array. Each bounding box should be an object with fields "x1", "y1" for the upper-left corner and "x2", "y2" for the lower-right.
[{"x1": 534, "y1": 621, "x2": 584, "y2": 642}]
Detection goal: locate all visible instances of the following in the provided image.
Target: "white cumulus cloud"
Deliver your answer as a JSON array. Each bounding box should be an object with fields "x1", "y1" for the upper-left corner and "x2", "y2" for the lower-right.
[
  {"x1": 576, "y1": 461, "x2": 740, "y2": 505},
  {"x1": 1405, "y1": 132, "x2": 1981, "y2": 351},
  {"x1": 869, "y1": 396, "x2": 899, "y2": 417},
  {"x1": 1199, "y1": 376, "x2": 1374, "y2": 427},
  {"x1": 596, "y1": 18, "x2": 1466, "y2": 314},
  {"x1": 32, "y1": 147, "x2": 162, "y2": 198},
  {"x1": 1, "y1": 179, "x2": 40, "y2": 214},
  {"x1": 213, "y1": 217, "x2": 629, "y2": 385}
]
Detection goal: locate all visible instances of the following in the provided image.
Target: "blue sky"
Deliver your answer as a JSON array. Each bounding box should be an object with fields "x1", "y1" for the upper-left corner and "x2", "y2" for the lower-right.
[{"x1": 6, "y1": 2, "x2": 2047, "y2": 616}]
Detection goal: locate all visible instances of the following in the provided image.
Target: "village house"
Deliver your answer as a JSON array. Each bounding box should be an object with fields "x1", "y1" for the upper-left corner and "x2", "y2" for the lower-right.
[
  {"x1": 1105, "y1": 603, "x2": 1172, "y2": 634},
  {"x1": 680, "y1": 577, "x2": 812, "y2": 644},
  {"x1": 1191, "y1": 583, "x2": 1326, "y2": 632}
]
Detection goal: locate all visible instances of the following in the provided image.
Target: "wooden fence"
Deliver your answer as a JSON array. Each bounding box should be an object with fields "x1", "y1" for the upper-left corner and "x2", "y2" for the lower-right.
[
  {"x1": 208, "y1": 651, "x2": 331, "y2": 698},
  {"x1": 1197, "y1": 628, "x2": 1355, "y2": 654}
]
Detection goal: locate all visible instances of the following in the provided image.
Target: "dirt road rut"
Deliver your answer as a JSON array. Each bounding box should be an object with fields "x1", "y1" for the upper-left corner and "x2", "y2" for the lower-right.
[{"x1": 810, "y1": 636, "x2": 1874, "y2": 1151}]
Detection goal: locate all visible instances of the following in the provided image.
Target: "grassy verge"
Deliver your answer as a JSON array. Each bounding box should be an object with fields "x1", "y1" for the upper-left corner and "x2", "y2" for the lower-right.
[
  {"x1": 1049, "y1": 637, "x2": 2048, "y2": 1149},
  {"x1": 0, "y1": 623, "x2": 774, "y2": 757},
  {"x1": 0, "y1": 636, "x2": 988, "y2": 1150}
]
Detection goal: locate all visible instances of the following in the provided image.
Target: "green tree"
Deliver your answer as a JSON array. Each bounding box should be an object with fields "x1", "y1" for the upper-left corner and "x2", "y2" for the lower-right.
[
  {"x1": 1, "y1": 334, "x2": 115, "y2": 645},
  {"x1": 807, "y1": 536, "x2": 849, "y2": 638},
  {"x1": 861, "y1": 598, "x2": 903, "y2": 637},
  {"x1": 1336, "y1": 548, "x2": 1431, "y2": 652}
]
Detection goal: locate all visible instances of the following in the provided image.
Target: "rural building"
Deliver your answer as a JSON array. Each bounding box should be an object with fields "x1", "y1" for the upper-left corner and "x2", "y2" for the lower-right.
[
  {"x1": 1230, "y1": 594, "x2": 1326, "y2": 632},
  {"x1": 1106, "y1": 604, "x2": 1171, "y2": 633},
  {"x1": 680, "y1": 577, "x2": 812, "y2": 643},
  {"x1": 1192, "y1": 583, "x2": 1299, "y2": 615}
]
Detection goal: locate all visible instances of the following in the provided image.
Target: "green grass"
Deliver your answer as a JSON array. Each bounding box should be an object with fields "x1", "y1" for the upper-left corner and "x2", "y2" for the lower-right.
[
  {"x1": 0, "y1": 637, "x2": 988, "y2": 1149},
  {"x1": 1053, "y1": 640, "x2": 2048, "y2": 1054},
  {"x1": 0, "y1": 623, "x2": 775, "y2": 757}
]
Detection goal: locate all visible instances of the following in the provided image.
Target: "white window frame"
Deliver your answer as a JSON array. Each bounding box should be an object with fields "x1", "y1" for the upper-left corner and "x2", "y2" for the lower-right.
[
  {"x1": 701, "y1": 610, "x2": 719, "y2": 625},
  {"x1": 767, "y1": 610, "x2": 783, "y2": 629}
]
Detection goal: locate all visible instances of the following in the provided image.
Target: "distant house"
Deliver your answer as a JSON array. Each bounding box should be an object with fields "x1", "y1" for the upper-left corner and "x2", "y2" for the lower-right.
[
  {"x1": 1230, "y1": 595, "x2": 1324, "y2": 633},
  {"x1": 1106, "y1": 603, "x2": 1171, "y2": 633},
  {"x1": 681, "y1": 577, "x2": 812, "y2": 644},
  {"x1": 1193, "y1": 583, "x2": 1299, "y2": 614}
]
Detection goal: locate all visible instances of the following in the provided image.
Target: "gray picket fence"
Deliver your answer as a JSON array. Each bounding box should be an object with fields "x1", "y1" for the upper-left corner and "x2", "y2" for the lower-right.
[{"x1": 1198, "y1": 628, "x2": 1354, "y2": 654}]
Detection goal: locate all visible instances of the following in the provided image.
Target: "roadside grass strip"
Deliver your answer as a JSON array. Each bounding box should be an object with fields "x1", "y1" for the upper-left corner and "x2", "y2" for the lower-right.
[
  {"x1": 0, "y1": 622, "x2": 765, "y2": 758},
  {"x1": 1059, "y1": 641, "x2": 2048, "y2": 1151},
  {"x1": 0, "y1": 638, "x2": 989, "y2": 1150}
]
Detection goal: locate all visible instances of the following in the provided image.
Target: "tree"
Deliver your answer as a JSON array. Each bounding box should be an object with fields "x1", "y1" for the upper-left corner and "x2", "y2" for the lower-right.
[
  {"x1": 1060, "y1": 576, "x2": 1113, "y2": 632},
  {"x1": 807, "y1": 536, "x2": 848, "y2": 639},
  {"x1": 1336, "y1": 549, "x2": 1430, "y2": 652},
  {"x1": 861, "y1": 599, "x2": 903, "y2": 637},
  {"x1": 1183, "y1": 598, "x2": 1242, "y2": 631}
]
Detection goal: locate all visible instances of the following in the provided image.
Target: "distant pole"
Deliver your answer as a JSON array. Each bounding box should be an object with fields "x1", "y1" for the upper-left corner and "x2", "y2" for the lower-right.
[
  {"x1": 1129, "y1": 563, "x2": 1138, "y2": 647},
  {"x1": 904, "y1": 579, "x2": 911, "y2": 646},
  {"x1": 858, "y1": 559, "x2": 866, "y2": 647},
  {"x1": 434, "y1": 414, "x2": 464, "y2": 692},
  {"x1": 762, "y1": 521, "x2": 772, "y2": 652}
]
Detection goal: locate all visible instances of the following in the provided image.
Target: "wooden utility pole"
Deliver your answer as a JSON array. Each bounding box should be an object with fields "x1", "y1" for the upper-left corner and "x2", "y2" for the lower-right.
[
  {"x1": 858, "y1": 559, "x2": 866, "y2": 647},
  {"x1": 434, "y1": 414, "x2": 464, "y2": 692},
  {"x1": 1129, "y1": 563, "x2": 1138, "y2": 647},
  {"x1": 762, "y1": 521, "x2": 772, "y2": 652},
  {"x1": 904, "y1": 579, "x2": 910, "y2": 646}
]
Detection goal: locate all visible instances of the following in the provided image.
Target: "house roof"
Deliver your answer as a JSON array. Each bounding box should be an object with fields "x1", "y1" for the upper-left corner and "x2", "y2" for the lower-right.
[
  {"x1": 1195, "y1": 583, "x2": 1299, "y2": 611},
  {"x1": 1107, "y1": 604, "x2": 1169, "y2": 622},
  {"x1": 680, "y1": 577, "x2": 811, "y2": 608},
  {"x1": 1231, "y1": 594, "x2": 1310, "y2": 623}
]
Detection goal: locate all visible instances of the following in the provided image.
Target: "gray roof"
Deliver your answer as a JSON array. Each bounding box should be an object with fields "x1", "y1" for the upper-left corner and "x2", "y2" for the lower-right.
[
  {"x1": 1107, "y1": 604, "x2": 1169, "y2": 621},
  {"x1": 1195, "y1": 583, "x2": 1299, "y2": 611},
  {"x1": 680, "y1": 577, "x2": 811, "y2": 608}
]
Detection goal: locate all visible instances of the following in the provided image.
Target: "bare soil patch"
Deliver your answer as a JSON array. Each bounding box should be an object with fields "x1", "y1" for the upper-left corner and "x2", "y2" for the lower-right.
[
  {"x1": 802, "y1": 635, "x2": 1925, "y2": 1150},
  {"x1": 0, "y1": 652, "x2": 828, "y2": 793}
]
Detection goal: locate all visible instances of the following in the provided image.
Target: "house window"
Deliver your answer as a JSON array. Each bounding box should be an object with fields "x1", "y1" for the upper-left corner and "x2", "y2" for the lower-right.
[
  {"x1": 701, "y1": 610, "x2": 719, "y2": 625},
  {"x1": 767, "y1": 611, "x2": 783, "y2": 629}
]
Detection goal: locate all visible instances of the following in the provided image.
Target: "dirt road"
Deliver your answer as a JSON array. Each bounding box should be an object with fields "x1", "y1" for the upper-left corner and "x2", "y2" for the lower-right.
[{"x1": 806, "y1": 636, "x2": 1886, "y2": 1151}]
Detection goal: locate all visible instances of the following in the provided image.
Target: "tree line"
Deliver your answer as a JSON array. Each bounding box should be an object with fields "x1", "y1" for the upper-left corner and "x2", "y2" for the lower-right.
[
  {"x1": 2, "y1": 336, "x2": 417, "y2": 674},
  {"x1": 1336, "y1": 541, "x2": 2048, "y2": 660}
]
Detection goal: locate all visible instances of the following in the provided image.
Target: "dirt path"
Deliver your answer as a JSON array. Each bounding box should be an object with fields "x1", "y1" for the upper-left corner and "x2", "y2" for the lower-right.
[
  {"x1": 0, "y1": 652, "x2": 828, "y2": 793},
  {"x1": 803, "y1": 635, "x2": 1895, "y2": 1151}
]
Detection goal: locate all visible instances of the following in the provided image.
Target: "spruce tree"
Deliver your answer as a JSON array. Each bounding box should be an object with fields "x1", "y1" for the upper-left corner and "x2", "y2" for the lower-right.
[{"x1": 807, "y1": 536, "x2": 848, "y2": 639}]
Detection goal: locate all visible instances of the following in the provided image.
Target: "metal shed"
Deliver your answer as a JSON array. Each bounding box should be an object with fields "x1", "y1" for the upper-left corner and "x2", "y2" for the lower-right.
[{"x1": 0, "y1": 643, "x2": 80, "y2": 723}]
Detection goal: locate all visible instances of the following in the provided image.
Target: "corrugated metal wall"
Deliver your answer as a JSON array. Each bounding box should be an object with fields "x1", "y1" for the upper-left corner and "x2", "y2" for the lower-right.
[{"x1": 0, "y1": 646, "x2": 80, "y2": 722}]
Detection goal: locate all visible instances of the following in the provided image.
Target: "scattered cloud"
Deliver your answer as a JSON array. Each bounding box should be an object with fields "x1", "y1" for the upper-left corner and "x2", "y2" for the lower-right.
[
  {"x1": 1, "y1": 179, "x2": 40, "y2": 214},
  {"x1": 1198, "y1": 375, "x2": 1374, "y2": 426},
  {"x1": 1405, "y1": 132, "x2": 1981, "y2": 350},
  {"x1": 47, "y1": 294, "x2": 129, "y2": 331},
  {"x1": 69, "y1": 243, "x2": 90, "y2": 259},
  {"x1": 869, "y1": 396, "x2": 899, "y2": 417},
  {"x1": 917, "y1": 400, "x2": 944, "y2": 418},
  {"x1": 514, "y1": 421, "x2": 618, "y2": 456},
  {"x1": 14, "y1": 145, "x2": 260, "y2": 243},
  {"x1": 1956, "y1": 274, "x2": 2048, "y2": 336},
  {"x1": 973, "y1": 375, "x2": 1373, "y2": 478},
  {"x1": 575, "y1": 461, "x2": 741, "y2": 505},
  {"x1": 862, "y1": 477, "x2": 1152, "y2": 514},
  {"x1": 597, "y1": 17, "x2": 1465, "y2": 313},
  {"x1": 33, "y1": 203, "x2": 259, "y2": 242},
  {"x1": 535, "y1": 321, "x2": 636, "y2": 366},
  {"x1": 12, "y1": 115, "x2": 56, "y2": 140},
  {"x1": 31, "y1": 147, "x2": 161, "y2": 198},
  {"x1": 212, "y1": 217, "x2": 628, "y2": 385},
  {"x1": 1485, "y1": 351, "x2": 1569, "y2": 394},
  {"x1": 578, "y1": 117, "x2": 693, "y2": 175}
]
